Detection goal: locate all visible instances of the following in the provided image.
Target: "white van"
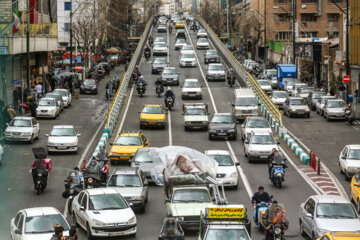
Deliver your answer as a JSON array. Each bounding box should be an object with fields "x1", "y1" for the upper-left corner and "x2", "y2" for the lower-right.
[{"x1": 232, "y1": 88, "x2": 259, "y2": 120}]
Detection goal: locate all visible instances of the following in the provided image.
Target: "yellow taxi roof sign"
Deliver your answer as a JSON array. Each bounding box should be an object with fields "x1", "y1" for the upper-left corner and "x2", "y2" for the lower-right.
[{"x1": 207, "y1": 205, "x2": 245, "y2": 219}]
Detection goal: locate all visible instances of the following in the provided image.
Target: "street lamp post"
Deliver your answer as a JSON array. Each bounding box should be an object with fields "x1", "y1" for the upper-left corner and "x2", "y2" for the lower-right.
[
  {"x1": 26, "y1": 0, "x2": 30, "y2": 93},
  {"x1": 70, "y1": 0, "x2": 73, "y2": 70}
]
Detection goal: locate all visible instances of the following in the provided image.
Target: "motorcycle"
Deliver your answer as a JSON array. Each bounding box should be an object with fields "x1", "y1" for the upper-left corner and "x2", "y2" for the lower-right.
[
  {"x1": 346, "y1": 110, "x2": 360, "y2": 125},
  {"x1": 169, "y1": 26, "x2": 173, "y2": 34},
  {"x1": 145, "y1": 51, "x2": 151, "y2": 61},
  {"x1": 254, "y1": 201, "x2": 271, "y2": 231},
  {"x1": 227, "y1": 75, "x2": 236, "y2": 87},
  {"x1": 31, "y1": 148, "x2": 51, "y2": 195},
  {"x1": 106, "y1": 88, "x2": 110, "y2": 100},
  {"x1": 137, "y1": 82, "x2": 146, "y2": 97},
  {"x1": 63, "y1": 178, "x2": 83, "y2": 214},
  {"x1": 266, "y1": 223, "x2": 286, "y2": 240},
  {"x1": 165, "y1": 97, "x2": 174, "y2": 111},
  {"x1": 148, "y1": 38, "x2": 154, "y2": 47},
  {"x1": 156, "y1": 85, "x2": 163, "y2": 97},
  {"x1": 271, "y1": 164, "x2": 285, "y2": 188}
]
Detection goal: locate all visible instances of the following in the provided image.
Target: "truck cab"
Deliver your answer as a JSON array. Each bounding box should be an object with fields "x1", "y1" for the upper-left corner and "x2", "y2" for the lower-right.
[
  {"x1": 199, "y1": 205, "x2": 252, "y2": 240},
  {"x1": 183, "y1": 103, "x2": 209, "y2": 130},
  {"x1": 276, "y1": 64, "x2": 297, "y2": 90}
]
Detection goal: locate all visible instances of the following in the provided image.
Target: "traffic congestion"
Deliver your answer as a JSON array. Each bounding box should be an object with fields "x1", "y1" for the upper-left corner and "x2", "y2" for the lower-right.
[{"x1": 2, "y1": 12, "x2": 360, "y2": 240}]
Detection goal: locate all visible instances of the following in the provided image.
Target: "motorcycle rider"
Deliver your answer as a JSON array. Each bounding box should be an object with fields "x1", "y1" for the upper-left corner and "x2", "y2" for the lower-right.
[
  {"x1": 263, "y1": 200, "x2": 289, "y2": 240},
  {"x1": 137, "y1": 76, "x2": 147, "y2": 94},
  {"x1": 168, "y1": 24, "x2": 173, "y2": 33},
  {"x1": 148, "y1": 35, "x2": 154, "y2": 46},
  {"x1": 70, "y1": 167, "x2": 85, "y2": 189},
  {"x1": 133, "y1": 65, "x2": 141, "y2": 82},
  {"x1": 50, "y1": 224, "x2": 64, "y2": 240},
  {"x1": 101, "y1": 161, "x2": 109, "y2": 183},
  {"x1": 164, "y1": 89, "x2": 175, "y2": 106},
  {"x1": 144, "y1": 45, "x2": 151, "y2": 60},
  {"x1": 155, "y1": 77, "x2": 164, "y2": 93},
  {"x1": 87, "y1": 160, "x2": 101, "y2": 174},
  {"x1": 251, "y1": 186, "x2": 272, "y2": 222},
  {"x1": 227, "y1": 68, "x2": 236, "y2": 85},
  {"x1": 268, "y1": 148, "x2": 287, "y2": 181}
]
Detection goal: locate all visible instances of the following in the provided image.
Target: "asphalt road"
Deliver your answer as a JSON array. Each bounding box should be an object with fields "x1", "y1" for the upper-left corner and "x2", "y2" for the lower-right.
[
  {"x1": 73, "y1": 23, "x2": 316, "y2": 240},
  {"x1": 0, "y1": 68, "x2": 121, "y2": 239}
]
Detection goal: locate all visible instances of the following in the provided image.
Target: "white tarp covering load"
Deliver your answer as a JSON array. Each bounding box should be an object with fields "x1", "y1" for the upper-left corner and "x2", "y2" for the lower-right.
[{"x1": 149, "y1": 146, "x2": 218, "y2": 185}]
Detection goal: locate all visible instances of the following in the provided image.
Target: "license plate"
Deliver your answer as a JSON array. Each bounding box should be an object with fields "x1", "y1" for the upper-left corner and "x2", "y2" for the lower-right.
[
  {"x1": 85, "y1": 91, "x2": 91, "y2": 93},
  {"x1": 260, "y1": 155, "x2": 268, "y2": 159},
  {"x1": 108, "y1": 232, "x2": 124, "y2": 236},
  {"x1": 13, "y1": 135, "x2": 21, "y2": 138},
  {"x1": 38, "y1": 174, "x2": 42, "y2": 177},
  {"x1": 218, "y1": 133, "x2": 226, "y2": 136},
  {"x1": 57, "y1": 146, "x2": 67, "y2": 150},
  {"x1": 120, "y1": 157, "x2": 130, "y2": 160}
]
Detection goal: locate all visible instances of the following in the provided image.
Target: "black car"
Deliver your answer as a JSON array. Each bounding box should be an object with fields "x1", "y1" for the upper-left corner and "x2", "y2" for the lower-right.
[
  {"x1": 204, "y1": 50, "x2": 220, "y2": 64},
  {"x1": 176, "y1": 29, "x2": 186, "y2": 40},
  {"x1": 208, "y1": 113, "x2": 237, "y2": 140},
  {"x1": 161, "y1": 67, "x2": 180, "y2": 85},
  {"x1": 80, "y1": 79, "x2": 97, "y2": 94}
]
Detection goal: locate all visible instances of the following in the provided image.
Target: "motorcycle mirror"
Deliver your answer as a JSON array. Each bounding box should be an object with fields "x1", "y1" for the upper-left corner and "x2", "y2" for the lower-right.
[
  {"x1": 236, "y1": 162, "x2": 240, "y2": 166},
  {"x1": 277, "y1": 141, "x2": 280, "y2": 145}
]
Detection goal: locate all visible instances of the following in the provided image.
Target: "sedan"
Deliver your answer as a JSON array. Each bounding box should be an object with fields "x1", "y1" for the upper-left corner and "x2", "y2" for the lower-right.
[
  {"x1": 323, "y1": 99, "x2": 347, "y2": 120},
  {"x1": 175, "y1": 39, "x2": 187, "y2": 50},
  {"x1": 299, "y1": 195, "x2": 360, "y2": 239},
  {"x1": 284, "y1": 79, "x2": 301, "y2": 94},
  {"x1": 139, "y1": 104, "x2": 166, "y2": 129},
  {"x1": 180, "y1": 45, "x2": 194, "y2": 54},
  {"x1": 179, "y1": 51, "x2": 197, "y2": 67},
  {"x1": 339, "y1": 145, "x2": 360, "y2": 180},
  {"x1": 283, "y1": 97, "x2": 311, "y2": 118},
  {"x1": 208, "y1": 113, "x2": 237, "y2": 140},
  {"x1": 80, "y1": 79, "x2": 97, "y2": 94},
  {"x1": 155, "y1": 37, "x2": 166, "y2": 44},
  {"x1": 153, "y1": 42, "x2": 168, "y2": 56},
  {"x1": 240, "y1": 116, "x2": 271, "y2": 141},
  {"x1": 316, "y1": 96, "x2": 336, "y2": 116},
  {"x1": 244, "y1": 131, "x2": 278, "y2": 163},
  {"x1": 204, "y1": 50, "x2": 220, "y2": 64},
  {"x1": 45, "y1": 92, "x2": 64, "y2": 111},
  {"x1": 152, "y1": 58, "x2": 167, "y2": 74},
  {"x1": 181, "y1": 79, "x2": 202, "y2": 99},
  {"x1": 10, "y1": 207, "x2": 71, "y2": 240},
  {"x1": 72, "y1": 188, "x2": 137, "y2": 238},
  {"x1": 196, "y1": 38, "x2": 210, "y2": 50},
  {"x1": 157, "y1": 24, "x2": 167, "y2": 33},
  {"x1": 307, "y1": 91, "x2": 326, "y2": 111},
  {"x1": 161, "y1": 67, "x2": 180, "y2": 85},
  {"x1": 271, "y1": 91, "x2": 288, "y2": 109},
  {"x1": 53, "y1": 88, "x2": 72, "y2": 107},
  {"x1": 197, "y1": 29, "x2": 208, "y2": 38},
  {"x1": 295, "y1": 87, "x2": 314, "y2": 99},
  {"x1": 4, "y1": 117, "x2": 39, "y2": 143},
  {"x1": 46, "y1": 125, "x2": 80, "y2": 153},
  {"x1": 36, "y1": 98, "x2": 60, "y2": 119},
  {"x1": 206, "y1": 63, "x2": 226, "y2": 81},
  {"x1": 205, "y1": 150, "x2": 239, "y2": 188},
  {"x1": 257, "y1": 80, "x2": 272, "y2": 94},
  {"x1": 131, "y1": 147, "x2": 159, "y2": 181}
]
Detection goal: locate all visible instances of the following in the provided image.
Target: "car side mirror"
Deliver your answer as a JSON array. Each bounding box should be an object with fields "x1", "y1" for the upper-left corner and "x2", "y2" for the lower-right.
[
  {"x1": 80, "y1": 206, "x2": 85, "y2": 211},
  {"x1": 165, "y1": 199, "x2": 170, "y2": 203},
  {"x1": 305, "y1": 212, "x2": 313, "y2": 219},
  {"x1": 236, "y1": 162, "x2": 240, "y2": 166},
  {"x1": 232, "y1": 104, "x2": 235, "y2": 107},
  {"x1": 5, "y1": 123, "x2": 9, "y2": 126},
  {"x1": 15, "y1": 229, "x2": 21, "y2": 235},
  {"x1": 245, "y1": 140, "x2": 249, "y2": 144},
  {"x1": 77, "y1": 134, "x2": 81, "y2": 137},
  {"x1": 45, "y1": 134, "x2": 49, "y2": 137}
]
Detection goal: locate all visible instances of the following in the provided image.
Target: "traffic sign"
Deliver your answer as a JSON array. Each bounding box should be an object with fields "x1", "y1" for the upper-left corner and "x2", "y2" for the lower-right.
[{"x1": 343, "y1": 75, "x2": 350, "y2": 84}]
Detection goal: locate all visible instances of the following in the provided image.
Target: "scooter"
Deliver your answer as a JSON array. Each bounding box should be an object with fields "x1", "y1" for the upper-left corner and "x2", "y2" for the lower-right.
[
  {"x1": 165, "y1": 97, "x2": 174, "y2": 111},
  {"x1": 31, "y1": 168, "x2": 48, "y2": 195},
  {"x1": 63, "y1": 182, "x2": 82, "y2": 214},
  {"x1": 106, "y1": 88, "x2": 110, "y2": 100},
  {"x1": 156, "y1": 85, "x2": 163, "y2": 97},
  {"x1": 137, "y1": 82, "x2": 146, "y2": 97},
  {"x1": 271, "y1": 165, "x2": 285, "y2": 189},
  {"x1": 254, "y1": 201, "x2": 271, "y2": 231},
  {"x1": 227, "y1": 75, "x2": 236, "y2": 87}
]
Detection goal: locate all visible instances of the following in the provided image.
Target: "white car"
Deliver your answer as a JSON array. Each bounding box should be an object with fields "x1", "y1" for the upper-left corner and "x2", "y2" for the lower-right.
[
  {"x1": 53, "y1": 89, "x2": 72, "y2": 107},
  {"x1": 153, "y1": 42, "x2": 168, "y2": 56},
  {"x1": 0, "y1": 144, "x2": 3, "y2": 165},
  {"x1": 205, "y1": 150, "x2": 239, "y2": 188},
  {"x1": 240, "y1": 116, "x2": 271, "y2": 141},
  {"x1": 180, "y1": 45, "x2": 194, "y2": 55},
  {"x1": 4, "y1": 117, "x2": 39, "y2": 143},
  {"x1": 197, "y1": 29, "x2": 208, "y2": 38},
  {"x1": 10, "y1": 207, "x2": 70, "y2": 240},
  {"x1": 179, "y1": 51, "x2": 197, "y2": 67},
  {"x1": 154, "y1": 37, "x2": 166, "y2": 44},
  {"x1": 181, "y1": 79, "x2": 202, "y2": 99},
  {"x1": 316, "y1": 95, "x2": 336, "y2": 116},
  {"x1": 339, "y1": 145, "x2": 360, "y2": 180},
  {"x1": 36, "y1": 98, "x2": 60, "y2": 119},
  {"x1": 257, "y1": 80, "x2": 272, "y2": 94},
  {"x1": 290, "y1": 83, "x2": 307, "y2": 97},
  {"x1": 72, "y1": 188, "x2": 137, "y2": 238},
  {"x1": 271, "y1": 91, "x2": 288, "y2": 108},
  {"x1": 196, "y1": 38, "x2": 210, "y2": 49},
  {"x1": 46, "y1": 125, "x2": 80, "y2": 153},
  {"x1": 175, "y1": 39, "x2": 187, "y2": 50},
  {"x1": 244, "y1": 131, "x2": 279, "y2": 163}
]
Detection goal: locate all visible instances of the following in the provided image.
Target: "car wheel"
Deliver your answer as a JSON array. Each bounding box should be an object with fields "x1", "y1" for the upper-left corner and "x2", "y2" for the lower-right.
[
  {"x1": 140, "y1": 206, "x2": 145, "y2": 213},
  {"x1": 345, "y1": 171, "x2": 350, "y2": 181},
  {"x1": 232, "y1": 184, "x2": 238, "y2": 190},
  {"x1": 299, "y1": 220, "x2": 307, "y2": 237},
  {"x1": 86, "y1": 223, "x2": 94, "y2": 240},
  {"x1": 140, "y1": 124, "x2": 143, "y2": 130}
]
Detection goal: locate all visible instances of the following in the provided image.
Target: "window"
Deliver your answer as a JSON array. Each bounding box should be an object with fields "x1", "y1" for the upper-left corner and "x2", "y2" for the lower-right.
[
  {"x1": 64, "y1": 2, "x2": 71, "y2": 11},
  {"x1": 64, "y1": 23, "x2": 70, "y2": 32},
  {"x1": 275, "y1": 32, "x2": 290, "y2": 40},
  {"x1": 301, "y1": 13, "x2": 317, "y2": 22},
  {"x1": 327, "y1": 31, "x2": 339, "y2": 37},
  {"x1": 301, "y1": 32, "x2": 318, "y2": 38},
  {"x1": 14, "y1": 213, "x2": 23, "y2": 227},
  {"x1": 302, "y1": 0, "x2": 317, "y2": 3},
  {"x1": 276, "y1": 13, "x2": 289, "y2": 22},
  {"x1": 77, "y1": 192, "x2": 84, "y2": 204},
  {"x1": 328, "y1": 13, "x2": 340, "y2": 22},
  {"x1": 304, "y1": 198, "x2": 315, "y2": 214},
  {"x1": 18, "y1": 215, "x2": 24, "y2": 232},
  {"x1": 81, "y1": 194, "x2": 88, "y2": 208}
]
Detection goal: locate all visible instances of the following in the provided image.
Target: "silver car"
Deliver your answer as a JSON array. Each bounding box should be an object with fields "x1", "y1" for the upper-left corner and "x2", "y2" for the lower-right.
[
  {"x1": 152, "y1": 58, "x2": 167, "y2": 74},
  {"x1": 196, "y1": 38, "x2": 210, "y2": 50},
  {"x1": 175, "y1": 39, "x2": 187, "y2": 50},
  {"x1": 240, "y1": 116, "x2": 271, "y2": 141},
  {"x1": 307, "y1": 91, "x2": 326, "y2": 111},
  {"x1": 323, "y1": 99, "x2": 347, "y2": 120},
  {"x1": 283, "y1": 97, "x2": 311, "y2": 118},
  {"x1": 299, "y1": 195, "x2": 360, "y2": 239},
  {"x1": 271, "y1": 91, "x2": 288, "y2": 109},
  {"x1": 257, "y1": 80, "x2": 272, "y2": 95},
  {"x1": 153, "y1": 42, "x2": 168, "y2": 56},
  {"x1": 196, "y1": 29, "x2": 208, "y2": 38},
  {"x1": 206, "y1": 63, "x2": 226, "y2": 81},
  {"x1": 181, "y1": 79, "x2": 202, "y2": 99},
  {"x1": 316, "y1": 95, "x2": 336, "y2": 116},
  {"x1": 131, "y1": 147, "x2": 159, "y2": 181}
]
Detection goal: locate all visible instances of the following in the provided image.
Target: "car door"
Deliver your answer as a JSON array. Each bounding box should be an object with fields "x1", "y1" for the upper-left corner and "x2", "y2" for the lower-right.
[
  {"x1": 78, "y1": 192, "x2": 88, "y2": 227},
  {"x1": 14, "y1": 213, "x2": 24, "y2": 240},
  {"x1": 302, "y1": 198, "x2": 315, "y2": 235},
  {"x1": 283, "y1": 99, "x2": 289, "y2": 113},
  {"x1": 141, "y1": 171, "x2": 148, "y2": 200},
  {"x1": 10, "y1": 211, "x2": 23, "y2": 240},
  {"x1": 339, "y1": 147, "x2": 348, "y2": 171},
  {"x1": 73, "y1": 192, "x2": 85, "y2": 226},
  {"x1": 31, "y1": 118, "x2": 40, "y2": 137}
]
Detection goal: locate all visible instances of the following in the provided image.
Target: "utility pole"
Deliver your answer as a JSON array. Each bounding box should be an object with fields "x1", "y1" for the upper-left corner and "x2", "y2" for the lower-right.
[
  {"x1": 217, "y1": 0, "x2": 220, "y2": 36},
  {"x1": 70, "y1": 0, "x2": 73, "y2": 70},
  {"x1": 292, "y1": 0, "x2": 296, "y2": 65},
  {"x1": 154, "y1": 0, "x2": 156, "y2": 15},
  {"x1": 264, "y1": 0, "x2": 267, "y2": 67},
  {"x1": 26, "y1": 0, "x2": 30, "y2": 93},
  {"x1": 346, "y1": 0, "x2": 349, "y2": 75},
  {"x1": 226, "y1": 0, "x2": 229, "y2": 45}
]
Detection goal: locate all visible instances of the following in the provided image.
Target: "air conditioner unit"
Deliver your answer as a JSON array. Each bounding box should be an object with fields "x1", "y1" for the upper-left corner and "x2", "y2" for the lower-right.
[{"x1": 302, "y1": 4, "x2": 306, "y2": 9}]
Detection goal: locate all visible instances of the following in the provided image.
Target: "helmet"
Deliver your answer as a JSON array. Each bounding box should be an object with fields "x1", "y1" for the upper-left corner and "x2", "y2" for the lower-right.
[{"x1": 139, "y1": 76, "x2": 144, "y2": 80}]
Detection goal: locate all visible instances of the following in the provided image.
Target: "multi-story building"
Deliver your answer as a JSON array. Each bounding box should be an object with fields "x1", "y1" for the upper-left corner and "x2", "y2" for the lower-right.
[
  {"x1": 350, "y1": 0, "x2": 360, "y2": 94},
  {"x1": 160, "y1": 1, "x2": 176, "y2": 15}
]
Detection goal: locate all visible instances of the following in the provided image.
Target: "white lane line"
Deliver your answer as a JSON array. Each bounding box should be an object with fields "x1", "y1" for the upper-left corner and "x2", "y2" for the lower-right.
[
  {"x1": 167, "y1": 23, "x2": 170, "y2": 65},
  {"x1": 185, "y1": 24, "x2": 253, "y2": 197},
  {"x1": 168, "y1": 106, "x2": 173, "y2": 146},
  {"x1": 116, "y1": 86, "x2": 135, "y2": 137}
]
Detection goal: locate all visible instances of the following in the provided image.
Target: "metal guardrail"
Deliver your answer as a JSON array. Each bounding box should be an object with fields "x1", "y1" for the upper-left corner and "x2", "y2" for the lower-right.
[{"x1": 195, "y1": 16, "x2": 283, "y2": 127}]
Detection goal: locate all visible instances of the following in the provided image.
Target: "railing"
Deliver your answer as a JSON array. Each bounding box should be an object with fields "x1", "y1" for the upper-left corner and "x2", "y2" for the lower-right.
[
  {"x1": 195, "y1": 16, "x2": 283, "y2": 127},
  {"x1": 0, "y1": 23, "x2": 58, "y2": 37}
]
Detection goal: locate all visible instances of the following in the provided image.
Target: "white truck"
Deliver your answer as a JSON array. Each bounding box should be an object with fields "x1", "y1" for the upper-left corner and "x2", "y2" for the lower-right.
[{"x1": 183, "y1": 103, "x2": 209, "y2": 131}]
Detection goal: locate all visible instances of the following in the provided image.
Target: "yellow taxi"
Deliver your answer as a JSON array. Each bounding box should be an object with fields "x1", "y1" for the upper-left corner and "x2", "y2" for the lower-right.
[
  {"x1": 317, "y1": 232, "x2": 360, "y2": 240},
  {"x1": 109, "y1": 131, "x2": 149, "y2": 164},
  {"x1": 139, "y1": 104, "x2": 166, "y2": 129},
  {"x1": 350, "y1": 170, "x2": 360, "y2": 211},
  {"x1": 175, "y1": 21, "x2": 185, "y2": 29}
]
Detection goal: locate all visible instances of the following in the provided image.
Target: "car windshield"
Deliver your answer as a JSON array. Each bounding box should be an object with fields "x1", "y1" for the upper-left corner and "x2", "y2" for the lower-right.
[
  {"x1": 115, "y1": 136, "x2": 142, "y2": 146},
  {"x1": 50, "y1": 128, "x2": 76, "y2": 136},
  {"x1": 211, "y1": 115, "x2": 233, "y2": 124},
  {"x1": 9, "y1": 119, "x2": 31, "y2": 127},
  {"x1": 176, "y1": 39, "x2": 186, "y2": 43},
  {"x1": 198, "y1": 29, "x2": 206, "y2": 33},
  {"x1": 250, "y1": 135, "x2": 275, "y2": 144},
  {"x1": 25, "y1": 214, "x2": 69, "y2": 234},
  {"x1": 182, "y1": 46, "x2": 193, "y2": 50},
  {"x1": 316, "y1": 203, "x2": 357, "y2": 219},
  {"x1": 163, "y1": 69, "x2": 177, "y2": 75},
  {"x1": 247, "y1": 119, "x2": 269, "y2": 128},
  {"x1": 142, "y1": 106, "x2": 164, "y2": 114},
  {"x1": 349, "y1": 150, "x2": 360, "y2": 159},
  {"x1": 108, "y1": 174, "x2": 142, "y2": 187},
  {"x1": 209, "y1": 65, "x2": 224, "y2": 71},
  {"x1": 258, "y1": 81, "x2": 271, "y2": 86},
  {"x1": 299, "y1": 88, "x2": 313, "y2": 93},
  {"x1": 182, "y1": 53, "x2": 195, "y2": 58},
  {"x1": 205, "y1": 229, "x2": 249, "y2": 240},
  {"x1": 134, "y1": 150, "x2": 156, "y2": 163},
  {"x1": 290, "y1": 99, "x2": 306, "y2": 105},
  {"x1": 267, "y1": 70, "x2": 277, "y2": 76},
  {"x1": 198, "y1": 38, "x2": 208, "y2": 43},
  {"x1": 186, "y1": 108, "x2": 206, "y2": 115},
  {"x1": 38, "y1": 100, "x2": 55, "y2": 106},
  {"x1": 295, "y1": 84, "x2": 307, "y2": 90},
  {"x1": 155, "y1": 38, "x2": 165, "y2": 42},
  {"x1": 154, "y1": 58, "x2": 166, "y2": 64},
  {"x1": 313, "y1": 93, "x2": 325, "y2": 99},
  {"x1": 45, "y1": 94, "x2": 60, "y2": 101},
  {"x1": 328, "y1": 101, "x2": 345, "y2": 108},
  {"x1": 84, "y1": 80, "x2": 96, "y2": 85},
  {"x1": 155, "y1": 43, "x2": 166, "y2": 48},
  {"x1": 284, "y1": 78, "x2": 299, "y2": 84},
  {"x1": 321, "y1": 97, "x2": 335, "y2": 104},
  {"x1": 89, "y1": 194, "x2": 128, "y2": 210},
  {"x1": 273, "y1": 92, "x2": 288, "y2": 98},
  {"x1": 235, "y1": 97, "x2": 257, "y2": 106},
  {"x1": 172, "y1": 189, "x2": 211, "y2": 203},
  {"x1": 53, "y1": 90, "x2": 67, "y2": 97},
  {"x1": 207, "y1": 154, "x2": 234, "y2": 166},
  {"x1": 184, "y1": 81, "x2": 199, "y2": 87},
  {"x1": 207, "y1": 51, "x2": 217, "y2": 56}
]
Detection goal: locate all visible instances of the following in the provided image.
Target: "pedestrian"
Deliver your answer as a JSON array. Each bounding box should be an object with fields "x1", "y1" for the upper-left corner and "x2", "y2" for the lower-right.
[
  {"x1": 50, "y1": 76, "x2": 56, "y2": 92},
  {"x1": 35, "y1": 82, "x2": 43, "y2": 97},
  {"x1": 50, "y1": 224, "x2": 65, "y2": 240},
  {"x1": 13, "y1": 87, "x2": 20, "y2": 110},
  {"x1": 30, "y1": 98, "x2": 37, "y2": 118}
]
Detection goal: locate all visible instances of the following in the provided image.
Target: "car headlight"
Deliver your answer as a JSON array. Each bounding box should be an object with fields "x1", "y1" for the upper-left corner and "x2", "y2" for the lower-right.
[
  {"x1": 111, "y1": 152, "x2": 120, "y2": 156},
  {"x1": 228, "y1": 129, "x2": 236, "y2": 133},
  {"x1": 130, "y1": 196, "x2": 143, "y2": 200},
  {"x1": 126, "y1": 216, "x2": 136, "y2": 224},
  {"x1": 23, "y1": 132, "x2": 31, "y2": 135},
  {"x1": 230, "y1": 172, "x2": 237, "y2": 178},
  {"x1": 176, "y1": 217, "x2": 184, "y2": 221},
  {"x1": 305, "y1": 108, "x2": 310, "y2": 112},
  {"x1": 71, "y1": 142, "x2": 78, "y2": 146},
  {"x1": 316, "y1": 228, "x2": 328, "y2": 237},
  {"x1": 249, "y1": 150, "x2": 258, "y2": 154},
  {"x1": 4, "y1": 131, "x2": 11, "y2": 135},
  {"x1": 202, "y1": 121, "x2": 208, "y2": 124},
  {"x1": 290, "y1": 109, "x2": 296, "y2": 112},
  {"x1": 93, "y1": 219, "x2": 106, "y2": 226},
  {"x1": 140, "y1": 118, "x2": 148, "y2": 122},
  {"x1": 48, "y1": 142, "x2": 55, "y2": 146}
]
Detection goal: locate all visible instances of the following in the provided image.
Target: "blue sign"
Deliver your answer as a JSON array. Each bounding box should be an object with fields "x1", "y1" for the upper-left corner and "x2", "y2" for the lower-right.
[
  {"x1": 76, "y1": 56, "x2": 82, "y2": 63},
  {"x1": 0, "y1": 46, "x2": 7, "y2": 55},
  {"x1": 11, "y1": 80, "x2": 22, "y2": 84}
]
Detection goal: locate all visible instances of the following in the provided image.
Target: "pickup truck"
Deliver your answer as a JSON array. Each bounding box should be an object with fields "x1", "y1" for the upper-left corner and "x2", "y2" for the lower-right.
[{"x1": 183, "y1": 103, "x2": 209, "y2": 131}]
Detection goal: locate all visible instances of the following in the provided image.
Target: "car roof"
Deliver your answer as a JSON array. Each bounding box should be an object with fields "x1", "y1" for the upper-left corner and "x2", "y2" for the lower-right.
[
  {"x1": 213, "y1": 113, "x2": 232, "y2": 116},
  {"x1": 205, "y1": 150, "x2": 231, "y2": 155},
  {"x1": 119, "y1": 132, "x2": 142, "y2": 137},
  {"x1": 54, "y1": 89, "x2": 68, "y2": 92},
  {"x1": 23, "y1": 207, "x2": 61, "y2": 217},
  {"x1": 346, "y1": 145, "x2": 360, "y2": 150},
  {"x1": 39, "y1": 98, "x2": 55, "y2": 101},
  {"x1": 143, "y1": 104, "x2": 162, "y2": 108},
  {"x1": 46, "y1": 92, "x2": 60, "y2": 96},
  {"x1": 333, "y1": 232, "x2": 360, "y2": 237},
  {"x1": 181, "y1": 50, "x2": 195, "y2": 54},
  {"x1": 272, "y1": 91, "x2": 287, "y2": 93},
  {"x1": 252, "y1": 131, "x2": 272, "y2": 136},
  {"x1": 86, "y1": 187, "x2": 120, "y2": 196},
  {"x1": 114, "y1": 167, "x2": 139, "y2": 175},
  {"x1": 13, "y1": 116, "x2": 33, "y2": 120},
  {"x1": 327, "y1": 99, "x2": 344, "y2": 102},
  {"x1": 184, "y1": 79, "x2": 198, "y2": 82},
  {"x1": 53, "y1": 125, "x2": 74, "y2": 128},
  {"x1": 247, "y1": 116, "x2": 267, "y2": 121},
  {"x1": 136, "y1": 147, "x2": 158, "y2": 152},
  {"x1": 320, "y1": 95, "x2": 336, "y2": 99},
  {"x1": 311, "y1": 194, "x2": 349, "y2": 203},
  {"x1": 164, "y1": 67, "x2": 176, "y2": 70},
  {"x1": 209, "y1": 63, "x2": 223, "y2": 66}
]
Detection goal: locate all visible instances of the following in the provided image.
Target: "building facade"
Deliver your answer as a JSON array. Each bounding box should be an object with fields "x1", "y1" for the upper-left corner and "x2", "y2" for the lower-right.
[
  {"x1": 350, "y1": 0, "x2": 360, "y2": 94},
  {"x1": 160, "y1": 1, "x2": 176, "y2": 15}
]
